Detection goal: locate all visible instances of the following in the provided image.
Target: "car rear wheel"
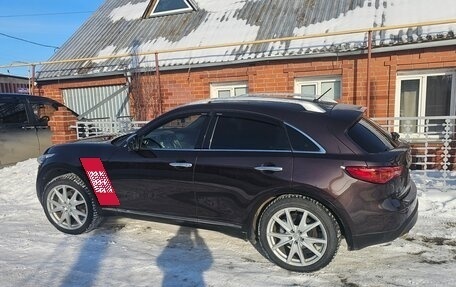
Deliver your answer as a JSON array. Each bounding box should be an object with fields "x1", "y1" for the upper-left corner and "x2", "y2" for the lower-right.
[
  {"x1": 258, "y1": 195, "x2": 340, "y2": 272},
  {"x1": 42, "y1": 173, "x2": 101, "y2": 234}
]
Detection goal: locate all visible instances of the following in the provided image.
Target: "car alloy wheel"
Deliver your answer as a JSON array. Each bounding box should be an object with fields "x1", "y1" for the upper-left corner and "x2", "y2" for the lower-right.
[
  {"x1": 259, "y1": 195, "x2": 340, "y2": 272},
  {"x1": 266, "y1": 207, "x2": 328, "y2": 267},
  {"x1": 46, "y1": 184, "x2": 88, "y2": 230},
  {"x1": 42, "y1": 173, "x2": 101, "y2": 234}
]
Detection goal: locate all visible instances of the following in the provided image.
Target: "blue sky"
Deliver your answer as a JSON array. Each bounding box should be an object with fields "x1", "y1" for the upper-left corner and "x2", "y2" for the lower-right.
[{"x1": 0, "y1": 0, "x2": 104, "y2": 76}]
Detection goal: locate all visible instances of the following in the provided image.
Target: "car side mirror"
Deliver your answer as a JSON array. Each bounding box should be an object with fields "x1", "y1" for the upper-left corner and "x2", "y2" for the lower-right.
[
  {"x1": 126, "y1": 134, "x2": 140, "y2": 152},
  {"x1": 391, "y1": 131, "x2": 400, "y2": 141}
]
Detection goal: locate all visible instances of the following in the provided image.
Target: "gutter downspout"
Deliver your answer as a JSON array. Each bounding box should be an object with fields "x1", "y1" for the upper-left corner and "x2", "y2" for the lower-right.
[
  {"x1": 154, "y1": 52, "x2": 163, "y2": 116},
  {"x1": 366, "y1": 30, "x2": 372, "y2": 117}
]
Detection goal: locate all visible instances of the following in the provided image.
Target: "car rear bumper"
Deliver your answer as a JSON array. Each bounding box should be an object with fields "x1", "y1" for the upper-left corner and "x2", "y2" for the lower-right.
[{"x1": 350, "y1": 182, "x2": 419, "y2": 250}]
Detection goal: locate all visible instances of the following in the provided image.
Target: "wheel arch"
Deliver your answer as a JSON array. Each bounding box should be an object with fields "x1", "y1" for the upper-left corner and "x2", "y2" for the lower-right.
[
  {"x1": 246, "y1": 186, "x2": 354, "y2": 249},
  {"x1": 37, "y1": 163, "x2": 91, "y2": 204}
]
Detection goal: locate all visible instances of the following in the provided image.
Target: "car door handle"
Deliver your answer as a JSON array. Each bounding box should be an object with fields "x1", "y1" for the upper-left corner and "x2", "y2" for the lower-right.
[
  {"x1": 22, "y1": 126, "x2": 36, "y2": 130},
  {"x1": 254, "y1": 166, "x2": 283, "y2": 172},
  {"x1": 169, "y1": 162, "x2": 193, "y2": 168}
]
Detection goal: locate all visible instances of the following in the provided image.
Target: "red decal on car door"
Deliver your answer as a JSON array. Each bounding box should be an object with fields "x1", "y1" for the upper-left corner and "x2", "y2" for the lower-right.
[{"x1": 80, "y1": 158, "x2": 120, "y2": 206}]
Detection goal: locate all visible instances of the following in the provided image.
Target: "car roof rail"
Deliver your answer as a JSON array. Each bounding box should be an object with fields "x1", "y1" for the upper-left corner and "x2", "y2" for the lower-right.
[{"x1": 187, "y1": 93, "x2": 335, "y2": 113}]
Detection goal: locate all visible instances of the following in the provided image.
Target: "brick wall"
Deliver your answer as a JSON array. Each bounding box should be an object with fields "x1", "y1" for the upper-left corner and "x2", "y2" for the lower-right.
[
  {"x1": 38, "y1": 45, "x2": 456, "y2": 144},
  {"x1": 48, "y1": 107, "x2": 78, "y2": 144}
]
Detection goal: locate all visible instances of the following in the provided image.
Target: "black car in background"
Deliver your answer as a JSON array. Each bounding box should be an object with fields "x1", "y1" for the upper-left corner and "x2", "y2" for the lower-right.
[
  {"x1": 0, "y1": 93, "x2": 74, "y2": 167},
  {"x1": 36, "y1": 96, "x2": 418, "y2": 272}
]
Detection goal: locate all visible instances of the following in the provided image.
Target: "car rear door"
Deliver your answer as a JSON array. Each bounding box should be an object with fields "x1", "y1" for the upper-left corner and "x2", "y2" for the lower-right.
[
  {"x1": 0, "y1": 97, "x2": 39, "y2": 166},
  {"x1": 194, "y1": 112, "x2": 293, "y2": 227}
]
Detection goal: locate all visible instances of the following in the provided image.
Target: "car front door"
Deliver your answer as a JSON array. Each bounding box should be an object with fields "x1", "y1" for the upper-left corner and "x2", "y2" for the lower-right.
[
  {"x1": 29, "y1": 99, "x2": 59, "y2": 155},
  {"x1": 194, "y1": 112, "x2": 293, "y2": 227},
  {"x1": 0, "y1": 97, "x2": 39, "y2": 167},
  {"x1": 106, "y1": 112, "x2": 210, "y2": 219}
]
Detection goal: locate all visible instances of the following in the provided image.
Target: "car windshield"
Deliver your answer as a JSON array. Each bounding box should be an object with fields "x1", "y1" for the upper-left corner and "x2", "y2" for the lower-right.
[{"x1": 111, "y1": 133, "x2": 133, "y2": 146}]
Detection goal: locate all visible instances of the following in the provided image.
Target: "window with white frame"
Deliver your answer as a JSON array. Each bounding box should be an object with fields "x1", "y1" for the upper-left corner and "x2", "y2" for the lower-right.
[
  {"x1": 145, "y1": 0, "x2": 195, "y2": 17},
  {"x1": 395, "y1": 71, "x2": 455, "y2": 134},
  {"x1": 294, "y1": 77, "x2": 341, "y2": 101},
  {"x1": 210, "y1": 82, "x2": 248, "y2": 98}
]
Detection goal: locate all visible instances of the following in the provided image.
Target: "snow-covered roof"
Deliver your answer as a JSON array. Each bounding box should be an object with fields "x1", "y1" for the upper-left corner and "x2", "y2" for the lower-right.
[{"x1": 37, "y1": 0, "x2": 456, "y2": 80}]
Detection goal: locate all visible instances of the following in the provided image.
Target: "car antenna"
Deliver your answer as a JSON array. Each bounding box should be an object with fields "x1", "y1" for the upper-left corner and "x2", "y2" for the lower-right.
[{"x1": 313, "y1": 88, "x2": 332, "y2": 102}]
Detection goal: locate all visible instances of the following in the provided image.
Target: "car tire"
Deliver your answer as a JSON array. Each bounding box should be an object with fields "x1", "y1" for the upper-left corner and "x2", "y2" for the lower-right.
[
  {"x1": 258, "y1": 194, "x2": 341, "y2": 272},
  {"x1": 42, "y1": 173, "x2": 102, "y2": 235}
]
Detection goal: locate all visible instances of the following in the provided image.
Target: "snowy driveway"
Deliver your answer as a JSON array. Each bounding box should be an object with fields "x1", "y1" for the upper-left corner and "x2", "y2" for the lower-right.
[{"x1": 0, "y1": 160, "x2": 455, "y2": 287}]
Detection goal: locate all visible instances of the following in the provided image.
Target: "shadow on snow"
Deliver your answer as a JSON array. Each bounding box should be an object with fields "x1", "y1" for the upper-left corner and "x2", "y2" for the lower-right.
[{"x1": 157, "y1": 226, "x2": 213, "y2": 287}]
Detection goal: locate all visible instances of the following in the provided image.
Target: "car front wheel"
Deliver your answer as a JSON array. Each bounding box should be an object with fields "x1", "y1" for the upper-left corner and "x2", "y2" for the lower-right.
[
  {"x1": 42, "y1": 173, "x2": 101, "y2": 234},
  {"x1": 258, "y1": 195, "x2": 341, "y2": 272}
]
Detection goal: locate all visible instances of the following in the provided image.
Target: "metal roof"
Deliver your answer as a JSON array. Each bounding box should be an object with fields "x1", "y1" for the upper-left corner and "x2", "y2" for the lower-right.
[
  {"x1": 0, "y1": 73, "x2": 28, "y2": 80},
  {"x1": 37, "y1": 0, "x2": 456, "y2": 80}
]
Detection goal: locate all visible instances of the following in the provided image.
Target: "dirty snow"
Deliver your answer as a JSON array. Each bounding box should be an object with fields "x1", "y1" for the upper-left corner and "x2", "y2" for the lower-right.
[{"x1": 0, "y1": 159, "x2": 455, "y2": 287}]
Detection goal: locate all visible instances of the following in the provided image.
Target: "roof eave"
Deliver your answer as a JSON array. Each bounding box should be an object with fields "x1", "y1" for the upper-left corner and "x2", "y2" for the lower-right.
[{"x1": 36, "y1": 38, "x2": 456, "y2": 83}]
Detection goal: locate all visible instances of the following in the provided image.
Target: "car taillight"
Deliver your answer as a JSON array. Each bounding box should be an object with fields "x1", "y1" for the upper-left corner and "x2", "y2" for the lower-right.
[{"x1": 343, "y1": 166, "x2": 403, "y2": 184}]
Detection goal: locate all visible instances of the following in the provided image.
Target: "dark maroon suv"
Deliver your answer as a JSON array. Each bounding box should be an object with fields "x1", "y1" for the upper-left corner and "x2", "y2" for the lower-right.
[{"x1": 36, "y1": 96, "x2": 418, "y2": 272}]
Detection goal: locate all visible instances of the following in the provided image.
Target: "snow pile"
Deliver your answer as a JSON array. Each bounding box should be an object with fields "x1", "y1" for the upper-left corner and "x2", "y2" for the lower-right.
[{"x1": 0, "y1": 160, "x2": 455, "y2": 287}]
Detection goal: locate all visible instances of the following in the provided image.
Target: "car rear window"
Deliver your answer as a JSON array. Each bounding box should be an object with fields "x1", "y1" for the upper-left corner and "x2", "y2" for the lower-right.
[{"x1": 348, "y1": 117, "x2": 395, "y2": 153}]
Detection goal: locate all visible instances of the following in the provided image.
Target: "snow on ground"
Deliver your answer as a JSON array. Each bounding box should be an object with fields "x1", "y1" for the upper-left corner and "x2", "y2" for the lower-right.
[{"x1": 0, "y1": 159, "x2": 455, "y2": 287}]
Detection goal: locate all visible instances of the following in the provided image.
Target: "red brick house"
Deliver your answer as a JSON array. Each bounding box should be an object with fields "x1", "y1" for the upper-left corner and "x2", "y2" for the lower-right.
[{"x1": 35, "y1": 0, "x2": 455, "y2": 145}]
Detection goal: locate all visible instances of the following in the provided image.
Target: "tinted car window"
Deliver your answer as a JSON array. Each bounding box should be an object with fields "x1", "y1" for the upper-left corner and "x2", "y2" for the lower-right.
[
  {"x1": 0, "y1": 101, "x2": 28, "y2": 124},
  {"x1": 348, "y1": 118, "x2": 394, "y2": 153},
  {"x1": 286, "y1": 125, "x2": 321, "y2": 152},
  {"x1": 30, "y1": 101, "x2": 58, "y2": 126},
  {"x1": 211, "y1": 116, "x2": 289, "y2": 150},
  {"x1": 143, "y1": 114, "x2": 207, "y2": 149}
]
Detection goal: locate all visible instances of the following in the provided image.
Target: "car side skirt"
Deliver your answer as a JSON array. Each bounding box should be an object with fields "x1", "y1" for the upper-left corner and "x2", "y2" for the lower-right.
[{"x1": 102, "y1": 208, "x2": 246, "y2": 239}]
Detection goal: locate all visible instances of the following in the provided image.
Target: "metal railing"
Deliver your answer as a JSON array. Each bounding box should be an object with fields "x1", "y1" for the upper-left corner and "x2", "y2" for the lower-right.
[
  {"x1": 372, "y1": 116, "x2": 456, "y2": 191},
  {"x1": 73, "y1": 118, "x2": 148, "y2": 139}
]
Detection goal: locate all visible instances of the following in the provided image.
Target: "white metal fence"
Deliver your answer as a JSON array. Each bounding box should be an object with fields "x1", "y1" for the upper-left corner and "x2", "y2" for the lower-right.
[
  {"x1": 372, "y1": 116, "x2": 456, "y2": 191},
  {"x1": 73, "y1": 118, "x2": 148, "y2": 138}
]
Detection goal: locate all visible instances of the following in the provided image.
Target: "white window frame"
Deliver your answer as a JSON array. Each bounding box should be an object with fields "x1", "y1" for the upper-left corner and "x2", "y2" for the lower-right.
[
  {"x1": 148, "y1": 0, "x2": 195, "y2": 17},
  {"x1": 210, "y1": 82, "x2": 248, "y2": 99},
  {"x1": 395, "y1": 69, "x2": 456, "y2": 136},
  {"x1": 294, "y1": 76, "x2": 341, "y2": 101},
  {"x1": 395, "y1": 70, "x2": 456, "y2": 118}
]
